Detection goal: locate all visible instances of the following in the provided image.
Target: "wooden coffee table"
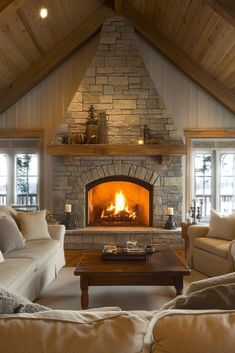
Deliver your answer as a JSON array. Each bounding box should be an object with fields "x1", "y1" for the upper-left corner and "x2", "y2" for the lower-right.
[{"x1": 74, "y1": 249, "x2": 191, "y2": 309}]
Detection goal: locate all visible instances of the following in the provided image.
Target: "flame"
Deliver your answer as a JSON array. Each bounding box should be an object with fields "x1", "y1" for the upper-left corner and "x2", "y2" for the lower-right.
[
  {"x1": 114, "y1": 191, "x2": 128, "y2": 213},
  {"x1": 101, "y1": 190, "x2": 136, "y2": 220}
]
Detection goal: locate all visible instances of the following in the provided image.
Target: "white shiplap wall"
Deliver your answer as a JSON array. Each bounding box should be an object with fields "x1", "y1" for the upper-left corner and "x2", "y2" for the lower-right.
[
  {"x1": 0, "y1": 35, "x2": 99, "y2": 208},
  {"x1": 136, "y1": 33, "x2": 235, "y2": 137},
  {"x1": 0, "y1": 34, "x2": 100, "y2": 143}
]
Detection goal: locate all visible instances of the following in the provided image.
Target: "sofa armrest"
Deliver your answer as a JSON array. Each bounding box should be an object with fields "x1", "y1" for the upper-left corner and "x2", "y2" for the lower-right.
[
  {"x1": 151, "y1": 309, "x2": 235, "y2": 353},
  {"x1": 228, "y1": 239, "x2": 235, "y2": 265},
  {"x1": 187, "y1": 225, "x2": 209, "y2": 267},
  {"x1": 188, "y1": 224, "x2": 209, "y2": 238},
  {"x1": 48, "y1": 224, "x2": 65, "y2": 248}
]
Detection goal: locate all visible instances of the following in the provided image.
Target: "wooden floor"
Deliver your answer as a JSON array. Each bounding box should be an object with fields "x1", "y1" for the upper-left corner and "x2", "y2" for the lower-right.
[{"x1": 64, "y1": 249, "x2": 186, "y2": 267}]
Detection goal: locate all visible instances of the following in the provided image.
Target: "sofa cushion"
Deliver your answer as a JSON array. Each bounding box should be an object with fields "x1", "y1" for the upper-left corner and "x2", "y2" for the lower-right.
[
  {"x1": 0, "y1": 257, "x2": 36, "y2": 289},
  {"x1": 151, "y1": 310, "x2": 235, "y2": 353},
  {"x1": 194, "y1": 236, "x2": 230, "y2": 259},
  {"x1": 207, "y1": 209, "x2": 235, "y2": 240},
  {"x1": 17, "y1": 210, "x2": 51, "y2": 240},
  {"x1": 0, "y1": 288, "x2": 49, "y2": 314},
  {"x1": 6, "y1": 239, "x2": 60, "y2": 269},
  {"x1": 0, "y1": 216, "x2": 25, "y2": 255},
  {"x1": 162, "y1": 283, "x2": 235, "y2": 310},
  {"x1": 0, "y1": 310, "x2": 148, "y2": 353},
  {"x1": 185, "y1": 271, "x2": 235, "y2": 295}
]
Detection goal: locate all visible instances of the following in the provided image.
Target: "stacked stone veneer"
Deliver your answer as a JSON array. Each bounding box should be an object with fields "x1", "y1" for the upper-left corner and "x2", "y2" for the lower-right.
[
  {"x1": 58, "y1": 16, "x2": 180, "y2": 143},
  {"x1": 52, "y1": 16, "x2": 184, "y2": 247},
  {"x1": 52, "y1": 155, "x2": 183, "y2": 228}
]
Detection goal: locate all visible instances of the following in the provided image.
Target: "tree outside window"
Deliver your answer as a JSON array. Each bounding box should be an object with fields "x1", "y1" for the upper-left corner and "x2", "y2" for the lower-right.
[{"x1": 15, "y1": 154, "x2": 38, "y2": 205}]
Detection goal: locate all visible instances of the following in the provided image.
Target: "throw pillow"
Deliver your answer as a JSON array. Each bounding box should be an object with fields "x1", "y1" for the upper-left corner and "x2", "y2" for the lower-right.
[
  {"x1": 207, "y1": 209, "x2": 235, "y2": 240},
  {"x1": 16, "y1": 210, "x2": 51, "y2": 240},
  {"x1": 166, "y1": 283, "x2": 235, "y2": 310},
  {"x1": 0, "y1": 250, "x2": 4, "y2": 263},
  {"x1": 0, "y1": 205, "x2": 17, "y2": 219},
  {"x1": 185, "y1": 271, "x2": 235, "y2": 295},
  {"x1": 0, "y1": 288, "x2": 50, "y2": 314},
  {"x1": 0, "y1": 216, "x2": 25, "y2": 255}
]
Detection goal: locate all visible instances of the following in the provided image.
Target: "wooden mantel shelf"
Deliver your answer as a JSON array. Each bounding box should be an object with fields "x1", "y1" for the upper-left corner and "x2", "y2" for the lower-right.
[{"x1": 46, "y1": 143, "x2": 187, "y2": 157}]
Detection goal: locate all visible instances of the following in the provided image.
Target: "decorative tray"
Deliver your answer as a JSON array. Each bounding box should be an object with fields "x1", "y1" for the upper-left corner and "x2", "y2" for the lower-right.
[{"x1": 101, "y1": 245, "x2": 155, "y2": 261}]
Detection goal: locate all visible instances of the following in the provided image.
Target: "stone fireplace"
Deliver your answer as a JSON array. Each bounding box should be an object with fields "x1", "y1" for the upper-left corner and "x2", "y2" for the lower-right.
[{"x1": 50, "y1": 16, "x2": 185, "y2": 249}]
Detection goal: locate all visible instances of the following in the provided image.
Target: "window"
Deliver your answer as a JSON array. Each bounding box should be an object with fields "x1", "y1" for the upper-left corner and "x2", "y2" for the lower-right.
[
  {"x1": 219, "y1": 152, "x2": 235, "y2": 213},
  {"x1": 193, "y1": 151, "x2": 212, "y2": 217},
  {"x1": 0, "y1": 154, "x2": 7, "y2": 205},
  {"x1": 191, "y1": 138, "x2": 235, "y2": 219},
  {"x1": 0, "y1": 133, "x2": 43, "y2": 209}
]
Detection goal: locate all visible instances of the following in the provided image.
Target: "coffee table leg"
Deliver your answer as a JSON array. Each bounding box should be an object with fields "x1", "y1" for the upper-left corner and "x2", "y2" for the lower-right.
[
  {"x1": 80, "y1": 276, "x2": 89, "y2": 309},
  {"x1": 174, "y1": 276, "x2": 183, "y2": 295}
]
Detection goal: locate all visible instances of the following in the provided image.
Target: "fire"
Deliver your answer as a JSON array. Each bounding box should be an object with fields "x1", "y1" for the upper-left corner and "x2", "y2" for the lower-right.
[{"x1": 101, "y1": 190, "x2": 136, "y2": 221}]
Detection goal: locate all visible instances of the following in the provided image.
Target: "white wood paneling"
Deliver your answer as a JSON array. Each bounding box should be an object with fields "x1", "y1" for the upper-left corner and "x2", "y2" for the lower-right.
[
  {"x1": 136, "y1": 33, "x2": 235, "y2": 138},
  {"x1": 0, "y1": 34, "x2": 100, "y2": 143},
  {"x1": 0, "y1": 34, "x2": 99, "y2": 209}
]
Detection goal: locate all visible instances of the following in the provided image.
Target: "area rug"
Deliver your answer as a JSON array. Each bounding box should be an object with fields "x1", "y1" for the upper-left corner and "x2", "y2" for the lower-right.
[{"x1": 36, "y1": 267, "x2": 207, "y2": 311}]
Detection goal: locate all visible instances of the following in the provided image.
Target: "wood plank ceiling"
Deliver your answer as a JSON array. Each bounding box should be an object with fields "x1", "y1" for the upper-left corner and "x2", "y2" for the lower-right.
[{"x1": 0, "y1": 0, "x2": 234, "y2": 115}]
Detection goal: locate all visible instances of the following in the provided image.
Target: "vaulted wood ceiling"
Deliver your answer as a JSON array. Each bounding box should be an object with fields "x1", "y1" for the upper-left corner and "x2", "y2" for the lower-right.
[{"x1": 0, "y1": 0, "x2": 234, "y2": 115}]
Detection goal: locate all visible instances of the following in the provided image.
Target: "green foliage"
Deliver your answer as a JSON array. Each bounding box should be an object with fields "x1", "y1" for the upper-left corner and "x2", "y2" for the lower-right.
[
  {"x1": 16, "y1": 155, "x2": 31, "y2": 193},
  {"x1": 195, "y1": 155, "x2": 212, "y2": 174}
]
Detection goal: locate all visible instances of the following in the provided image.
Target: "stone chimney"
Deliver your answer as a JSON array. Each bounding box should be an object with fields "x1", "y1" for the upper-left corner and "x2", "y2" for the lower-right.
[
  {"x1": 52, "y1": 16, "x2": 183, "y2": 233},
  {"x1": 58, "y1": 16, "x2": 178, "y2": 144}
]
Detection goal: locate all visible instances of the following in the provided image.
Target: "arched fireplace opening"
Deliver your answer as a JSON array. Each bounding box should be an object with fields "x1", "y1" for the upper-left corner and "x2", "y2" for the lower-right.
[{"x1": 86, "y1": 176, "x2": 153, "y2": 227}]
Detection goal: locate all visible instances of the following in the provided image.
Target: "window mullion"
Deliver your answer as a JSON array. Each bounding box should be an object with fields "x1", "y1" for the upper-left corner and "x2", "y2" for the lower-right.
[{"x1": 212, "y1": 150, "x2": 217, "y2": 211}]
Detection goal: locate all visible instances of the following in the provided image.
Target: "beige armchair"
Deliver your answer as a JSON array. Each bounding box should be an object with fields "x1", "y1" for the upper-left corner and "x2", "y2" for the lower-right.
[{"x1": 187, "y1": 224, "x2": 235, "y2": 277}]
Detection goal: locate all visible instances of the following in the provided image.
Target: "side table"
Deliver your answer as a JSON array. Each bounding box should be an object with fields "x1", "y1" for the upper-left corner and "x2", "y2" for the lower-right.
[{"x1": 181, "y1": 222, "x2": 191, "y2": 260}]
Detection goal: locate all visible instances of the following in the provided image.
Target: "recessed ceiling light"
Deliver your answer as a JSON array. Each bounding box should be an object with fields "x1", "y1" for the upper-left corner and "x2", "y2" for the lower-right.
[{"x1": 40, "y1": 7, "x2": 48, "y2": 19}]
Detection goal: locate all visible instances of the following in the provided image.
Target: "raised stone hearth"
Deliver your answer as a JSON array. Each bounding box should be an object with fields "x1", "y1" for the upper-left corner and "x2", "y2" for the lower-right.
[{"x1": 64, "y1": 227, "x2": 183, "y2": 250}]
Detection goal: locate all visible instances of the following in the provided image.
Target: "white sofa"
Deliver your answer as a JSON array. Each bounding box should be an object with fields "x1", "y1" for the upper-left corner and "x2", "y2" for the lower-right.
[
  {"x1": 188, "y1": 224, "x2": 235, "y2": 277},
  {"x1": 187, "y1": 210, "x2": 235, "y2": 277},
  {"x1": 0, "y1": 270, "x2": 235, "y2": 353},
  {"x1": 0, "y1": 224, "x2": 65, "y2": 300},
  {"x1": 0, "y1": 206, "x2": 65, "y2": 301},
  {"x1": 0, "y1": 308, "x2": 235, "y2": 353}
]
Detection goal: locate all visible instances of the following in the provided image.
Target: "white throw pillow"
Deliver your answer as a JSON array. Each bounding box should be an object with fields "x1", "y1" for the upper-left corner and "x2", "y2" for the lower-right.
[
  {"x1": 0, "y1": 250, "x2": 4, "y2": 263},
  {"x1": 16, "y1": 210, "x2": 51, "y2": 240},
  {"x1": 207, "y1": 209, "x2": 235, "y2": 240},
  {"x1": 0, "y1": 205, "x2": 17, "y2": 219},
  {"x1": 0, "y1": 216, "x2": 25, "y2": 255}
]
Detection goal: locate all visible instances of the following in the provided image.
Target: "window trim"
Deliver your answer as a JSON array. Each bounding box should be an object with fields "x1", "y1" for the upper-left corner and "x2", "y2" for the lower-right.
[
  {"x1": 185, "y1": 129, "x2": 235, "y2": 215},
  {"x1": 0, "y1": 129, "x2": 44, "y2": 209}
]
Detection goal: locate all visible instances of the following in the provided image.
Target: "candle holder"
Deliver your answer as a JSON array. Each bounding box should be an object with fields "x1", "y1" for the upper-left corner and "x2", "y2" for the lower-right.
[
  {"x1": 164, "y1": 215, "x2": 176, "y2": 230},
  {"x1": 62, "y1": 212, "x2": 76, "y2": 230},
  {"x1": 190, "y1": 198, "x2": 203, "y2": 225}
]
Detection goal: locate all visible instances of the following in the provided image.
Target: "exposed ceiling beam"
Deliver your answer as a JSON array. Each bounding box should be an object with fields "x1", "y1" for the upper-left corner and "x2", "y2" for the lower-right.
[
  {"x1": 0, "y1": 0, "x2": 26, "y2": 20},
  {"x1": 204, "y1": 0, "x2": 235, "y2": 27},
  {"x1": 123, "y1": 5, "x2": 235, "y2": 115},
  {"x1": 0, "y1": 5, "x2": 113, "y2": 115}
]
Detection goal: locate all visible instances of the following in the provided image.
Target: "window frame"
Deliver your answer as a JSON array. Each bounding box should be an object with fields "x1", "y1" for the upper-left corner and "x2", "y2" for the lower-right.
[
  {"x1": 0, "y1": 129, "x2": 44, "y2": 209},
  {"x1": 185, "y1": 129, "x2": 235, "y2": 219}
]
